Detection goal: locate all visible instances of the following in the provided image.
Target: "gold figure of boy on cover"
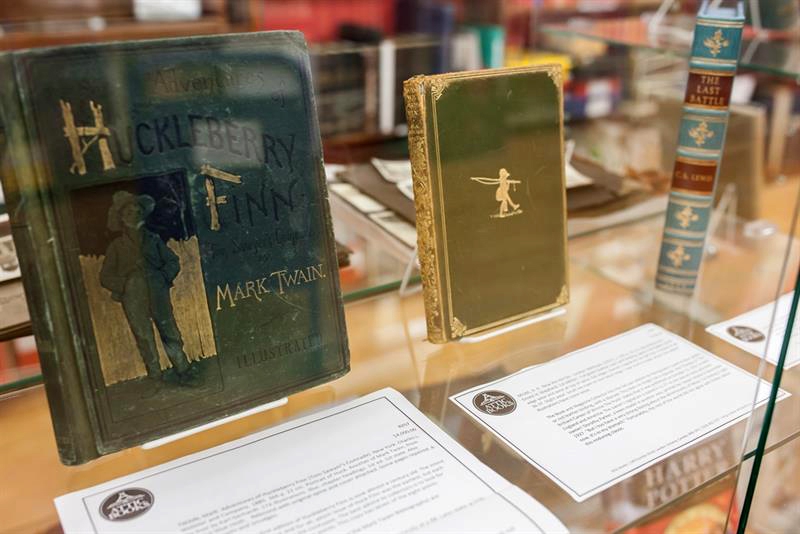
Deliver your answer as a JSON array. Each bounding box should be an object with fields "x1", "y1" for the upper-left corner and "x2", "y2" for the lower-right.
[
  {"x1": 470, "y1": 168, "x2": 522, "y2": 218},
  {"x1": 100, "y1": 191, "x2": 201, "y2": 387}
]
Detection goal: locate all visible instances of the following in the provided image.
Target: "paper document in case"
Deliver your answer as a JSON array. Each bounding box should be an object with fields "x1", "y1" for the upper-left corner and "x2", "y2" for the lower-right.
[
  {"x1": 0, "y1": 215, "x2": 20, "y2": 283},
  {"x1": 451, "y1": 323, "x2": 789, "y2": 502},
  {"x1": 55, "y1": 388, "x2": 568, "y2": 534},
  {"x1": 707, "y1": 293, "x2": 800, "y2": 369},
  {"x1": 371, "y1": 157, "x2": 413, "y2": 184}
]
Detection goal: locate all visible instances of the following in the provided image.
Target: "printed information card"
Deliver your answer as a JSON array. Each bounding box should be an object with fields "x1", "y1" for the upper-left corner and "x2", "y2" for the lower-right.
[
  {"x1": 451, "y1": 324, "x2": 789, "y2": 502},
  {"x1": 56, "y1": 388, "x2": 567, "y2": 534},
  {"x1": 707, "y1": 293, "x2": 799, "y2": 369}
]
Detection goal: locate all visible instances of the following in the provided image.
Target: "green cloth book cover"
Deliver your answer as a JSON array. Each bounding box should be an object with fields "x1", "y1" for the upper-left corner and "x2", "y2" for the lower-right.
[
  {"x1": 0, "y1": 31, "x2": 349, "y2": 464},
  {"x1": 403, "y1": 65, "x2": 569, "y2": 343}
]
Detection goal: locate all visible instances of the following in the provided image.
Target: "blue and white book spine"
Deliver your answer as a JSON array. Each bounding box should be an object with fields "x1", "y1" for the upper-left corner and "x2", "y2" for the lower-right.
[{"x1": 655, "y1": 0, "x2": 745, "y2": 296}]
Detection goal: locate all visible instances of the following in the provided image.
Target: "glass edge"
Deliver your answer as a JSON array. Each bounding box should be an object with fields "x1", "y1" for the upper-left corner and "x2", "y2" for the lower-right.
[
  {"x1": 0, "y1": 373, "x2": 42, "y2": 396},
  {"x1": 735, "y1": 268, "x2": 800, "y2": 530}
]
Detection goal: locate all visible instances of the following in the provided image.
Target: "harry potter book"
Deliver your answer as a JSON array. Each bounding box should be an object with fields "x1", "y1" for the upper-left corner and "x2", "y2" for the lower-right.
[
  {"x1": 605, "y1": 435, "x2": 738, "y2": 532},
  {"x1": 655, "y1": 1, "x2": 744, "y2": 295},
  {"x1": 403, "y1": 66, "x2": 568, "y2": 343},
  {"x1": 0, "y1": 32, "x2": 349, "y2": 464}
]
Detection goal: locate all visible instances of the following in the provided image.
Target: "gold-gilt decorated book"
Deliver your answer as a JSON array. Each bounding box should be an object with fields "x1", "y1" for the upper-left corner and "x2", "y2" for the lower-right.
[{"x1": 403, "y1": 66, "x2": 568, "y2": 343}]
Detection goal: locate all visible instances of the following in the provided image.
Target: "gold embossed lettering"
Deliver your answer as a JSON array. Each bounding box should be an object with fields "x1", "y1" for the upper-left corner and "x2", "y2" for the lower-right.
[{"x1": 60, "y1": 99, "x2": 115, "y2": 175}]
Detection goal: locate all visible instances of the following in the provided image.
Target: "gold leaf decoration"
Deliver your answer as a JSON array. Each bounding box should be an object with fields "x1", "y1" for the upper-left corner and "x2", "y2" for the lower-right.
[
  {"x1": 556, "y1": 284, "x2": 569, "y2": 306},
  {"x1": 403, "y1": 78, "x2": 444, "y2": 341},
  {"x1": 451, "y1": 317, "x2": 467, "y2": 338},
  {"x1": 430, "y1": 78, "x2": 449, "y2": 101},
  {"x1": 703, "y1": 29, "x2": 730, "y2": 57},
  {"x1": 688, "y1": 120, "x2": 714, "y2": 147},
  {"x1": 545, "y1": 64, "x2": 563, "y2": 92}
]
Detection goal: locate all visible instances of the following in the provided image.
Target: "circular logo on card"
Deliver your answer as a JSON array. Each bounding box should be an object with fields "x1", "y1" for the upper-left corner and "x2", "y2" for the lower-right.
[
  {"x1": 473, "y1": 390, "x2": 517, "y2": 416},
  {"x1": 727, "y1": 325, "x2": 766, "y2": 343},
  {"x1": 99, "y1": 488, "x2": 154, "y2": 521}
]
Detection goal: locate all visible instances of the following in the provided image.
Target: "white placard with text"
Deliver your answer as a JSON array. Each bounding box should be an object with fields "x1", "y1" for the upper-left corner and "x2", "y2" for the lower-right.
[
  {"x1": 707, "y1": 293, "x2": 799, "y2": 369},
  {"x1": 451, "y1": 324, "x2": 789, "y2": 502},
  {"x1": 56, "y1": 388, "x2": 567, "y2": 533}
]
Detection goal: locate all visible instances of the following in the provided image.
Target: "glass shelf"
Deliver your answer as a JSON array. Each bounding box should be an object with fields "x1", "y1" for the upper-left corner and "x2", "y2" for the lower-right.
[
  {"x1": 0, "y1": 248, "x2": 414, "y2": 394},
  {"x1": 541, "y1": 17, "x2": 800, "y2": 80},
  {"x1": 2, "y1": 213, "x2": 797, "y2": 533},
  {"x1": 571, "y1": 214, "x2": 800, "y2": 459}
]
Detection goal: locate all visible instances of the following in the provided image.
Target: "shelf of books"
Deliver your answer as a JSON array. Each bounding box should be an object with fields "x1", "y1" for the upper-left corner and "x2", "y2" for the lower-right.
[{"x1": 541, "y1": 16, "x2": 800, "y2": 80}]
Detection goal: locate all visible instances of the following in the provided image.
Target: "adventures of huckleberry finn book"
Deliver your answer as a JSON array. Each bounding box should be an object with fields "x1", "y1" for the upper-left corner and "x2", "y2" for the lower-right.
[{"x1": 0, "y1": 32, "x2": 349, "y2": 464}]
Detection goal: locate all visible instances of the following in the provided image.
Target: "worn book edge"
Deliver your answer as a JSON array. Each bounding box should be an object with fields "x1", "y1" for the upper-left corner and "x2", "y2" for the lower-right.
[{"x1": 0, "y1": 53, "x2": 99, "y2": 464}]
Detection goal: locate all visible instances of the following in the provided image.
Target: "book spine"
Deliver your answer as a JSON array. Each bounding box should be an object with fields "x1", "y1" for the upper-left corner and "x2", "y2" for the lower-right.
[
  {"x1": 655, "y1": 1, "x2": 745, "y2": 296},
  {"x1": 403, "y1": 77, "x2": 447, "y2": 343},
  {"x1": 0, "y1": 54, "x2": 97, "y2": 464}
]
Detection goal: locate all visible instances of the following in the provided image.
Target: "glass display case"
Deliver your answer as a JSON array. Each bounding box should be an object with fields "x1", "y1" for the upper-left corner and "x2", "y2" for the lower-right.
[
  {"x1": 1, "y1": 1, "x2": 798, "y2": 533},
  {"x1": 2, "y1": 210, "x2": 798, "y2": 532}
]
